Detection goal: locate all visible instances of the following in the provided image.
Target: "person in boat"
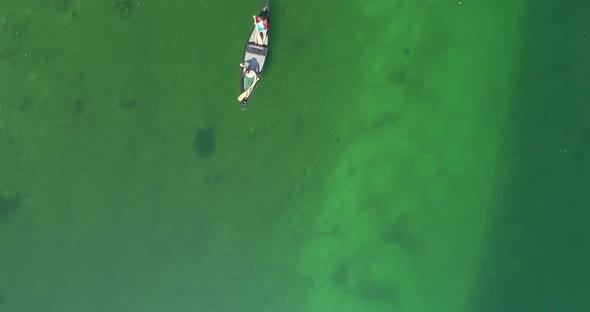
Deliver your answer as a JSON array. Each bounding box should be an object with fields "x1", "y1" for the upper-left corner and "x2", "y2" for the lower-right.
[
  {"x1": 239, "y1": 63, "x2": 259, "y2": 102},
  {"x1": 252, "y1": 14, "x2": 268, "y2": 45}
]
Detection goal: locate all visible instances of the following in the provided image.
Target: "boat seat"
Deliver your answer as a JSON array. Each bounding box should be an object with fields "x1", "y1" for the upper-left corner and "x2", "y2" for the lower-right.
[{"x1": 246, "y1": 44, "x2": 267, "y2": 56}]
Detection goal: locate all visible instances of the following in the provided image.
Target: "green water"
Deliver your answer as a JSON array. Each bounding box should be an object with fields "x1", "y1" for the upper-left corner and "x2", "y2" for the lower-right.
[{"x1": 1, "y1": 1, "x2": 588, "y2": 311}]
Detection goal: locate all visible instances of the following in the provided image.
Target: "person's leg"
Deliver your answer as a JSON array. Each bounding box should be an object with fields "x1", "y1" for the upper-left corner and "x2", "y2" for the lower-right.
[
  {"x1": 254, "y1": 30, "x2": 260, "y2": 44},
  {"x1": 244, "y1": 76, "x2": 254, "y2": 90}
]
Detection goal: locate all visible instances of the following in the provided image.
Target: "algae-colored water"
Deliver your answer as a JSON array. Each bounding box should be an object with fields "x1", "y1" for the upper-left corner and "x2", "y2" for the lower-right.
[{"x1": 1, "y1": 1, "x2": 588, "y2": 311}]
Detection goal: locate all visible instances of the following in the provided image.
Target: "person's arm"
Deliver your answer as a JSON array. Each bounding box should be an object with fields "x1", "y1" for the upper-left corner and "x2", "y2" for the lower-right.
[{"x1": 253, "y1": 15, "x2": 258, "y2": 25}]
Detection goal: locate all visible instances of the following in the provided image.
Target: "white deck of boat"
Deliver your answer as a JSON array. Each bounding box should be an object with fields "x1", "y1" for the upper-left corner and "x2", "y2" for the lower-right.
[{"x1": 243, "y1": 27, "x2": 269, "y2": 75}]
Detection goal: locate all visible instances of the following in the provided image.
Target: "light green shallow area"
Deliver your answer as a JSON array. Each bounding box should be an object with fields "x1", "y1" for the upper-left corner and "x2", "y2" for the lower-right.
[
  {"x1": 0, "y1": 1, "x2": 525, "y2": 312},
  {"x1": 296, "y1": 1, "x2": 524, "y2": 311}
]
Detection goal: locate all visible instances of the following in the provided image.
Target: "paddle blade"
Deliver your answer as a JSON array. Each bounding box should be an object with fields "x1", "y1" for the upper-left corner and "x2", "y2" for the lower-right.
[{"x1": 237, "y1": 90, "x2": 249, "y2": 102}]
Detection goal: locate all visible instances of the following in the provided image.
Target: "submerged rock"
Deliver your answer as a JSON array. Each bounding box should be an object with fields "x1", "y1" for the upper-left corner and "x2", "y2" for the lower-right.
[
  {"x1": 0, "y1": 194, "x2": 21, "y2": 224},
  {"x1": 193, "y1": 127, "x2": 216, "y2": 158}
]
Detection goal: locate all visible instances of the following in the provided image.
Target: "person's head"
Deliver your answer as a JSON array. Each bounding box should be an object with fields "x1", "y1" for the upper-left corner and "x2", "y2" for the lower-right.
[
  {"x1": 259, "y1": 15, "x2": 267, "y2": 22},
  {"x1": 245, "y1": 67, "x2": 252, "y2": 74}
]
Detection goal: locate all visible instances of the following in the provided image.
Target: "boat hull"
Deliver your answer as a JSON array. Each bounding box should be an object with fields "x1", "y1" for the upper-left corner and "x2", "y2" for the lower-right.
[{"x1": 240, "y1": 1, "x2": 270, "y2": 109}]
